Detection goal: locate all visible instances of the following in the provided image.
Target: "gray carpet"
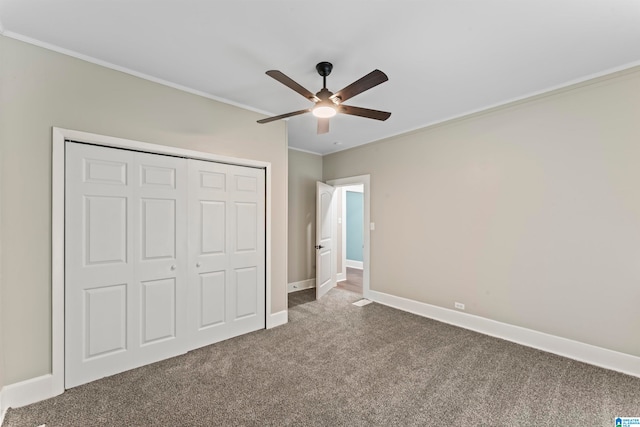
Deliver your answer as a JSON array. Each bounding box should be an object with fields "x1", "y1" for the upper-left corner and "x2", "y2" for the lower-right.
[{"x1": 4, "y1": 288, "x2": 640, "y2": 426}]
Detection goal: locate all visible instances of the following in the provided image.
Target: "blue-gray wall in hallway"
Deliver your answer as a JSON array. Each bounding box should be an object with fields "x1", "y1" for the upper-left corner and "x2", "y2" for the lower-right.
[{"x1": 346, "y1": 191, "x2": 364, "y2": 262}]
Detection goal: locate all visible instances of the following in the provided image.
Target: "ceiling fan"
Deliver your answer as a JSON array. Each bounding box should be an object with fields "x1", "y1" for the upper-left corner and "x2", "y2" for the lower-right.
[{"x1": 257, "y1": 61, "x2": 391, "y2": 134}]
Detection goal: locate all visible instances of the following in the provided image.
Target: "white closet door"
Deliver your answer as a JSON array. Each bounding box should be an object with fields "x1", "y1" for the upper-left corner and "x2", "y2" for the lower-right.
[
  {"x1": 133, "y1": 152, "x2": 188, "y2": 366},
  {"x1": 65, "y1": 142, "x2": 187, "y2": 388},
  {"x1": 65, "y1": 143, "x2": 134, "y2": 388},
  {"x1": 66, "y1": 142, "x2": 266, "y2": 388},
  {"x1": 187, "y1": 159, "x2": 265, "y2": 349}
]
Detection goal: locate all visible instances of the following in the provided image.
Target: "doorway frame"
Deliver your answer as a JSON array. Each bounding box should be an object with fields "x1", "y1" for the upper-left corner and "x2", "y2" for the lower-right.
[
  {"x1": 326, "y1": 175, "x2": 370, "y2": 298},
  {"x1": 52, "y1": 127, "x2": 273, "y2": 394},
  {"x1": 338, "y1": 184, "x2": 364, "y2": 281}
]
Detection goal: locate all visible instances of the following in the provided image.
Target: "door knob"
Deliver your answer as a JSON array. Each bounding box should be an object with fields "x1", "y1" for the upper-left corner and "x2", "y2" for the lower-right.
[
  {"x1": 196, "y1": 262, "x2": 201, "y2": 268},
  {"x1": 170, "y1": 265, "x2": 177, "y2": 270},
  {"x1": 315, "y1": 245, "x2": 324, "y2": 250}
]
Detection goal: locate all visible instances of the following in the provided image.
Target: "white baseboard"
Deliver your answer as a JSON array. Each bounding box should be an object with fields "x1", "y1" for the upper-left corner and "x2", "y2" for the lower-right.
[
  {"x1": 369, "y1": 290, "x2": 640, "y2": 378},
  {"x1": 287, "y1": 279, "x2": 315, "y2": 293},
  {"x1": 1, "y1": 373, "x2": 63, "y2": 413},
  {"x1": 345, "y1": 260, "x2": 363, "y2": 269},
  {"x1": 336, "y1": 272, "x2": 346, "y2": 282},
  {"x1": 267, "y1": 309, "x2": 288, "y2": 329}
]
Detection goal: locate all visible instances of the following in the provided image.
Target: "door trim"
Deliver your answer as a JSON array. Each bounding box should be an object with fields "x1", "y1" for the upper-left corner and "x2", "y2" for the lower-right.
[
  {"x1": 326, "y1": 175, "x2": 370, "y2": 299},
  {"x1": 52, "y1": 127, "x2": 273, "y2": 393}
]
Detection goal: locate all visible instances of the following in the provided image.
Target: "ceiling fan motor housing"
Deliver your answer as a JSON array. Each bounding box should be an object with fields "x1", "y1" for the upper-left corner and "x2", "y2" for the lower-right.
[
  {"x1": 316, "y1": 61, "x2": 333, "y2": 77},
  {"x1": 316, "y1": 88, "x2": 334, "y2": 101}
]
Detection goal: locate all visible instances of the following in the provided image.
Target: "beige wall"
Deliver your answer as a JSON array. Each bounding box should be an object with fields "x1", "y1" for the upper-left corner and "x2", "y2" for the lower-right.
[
  {"x1": 0, "y1": 191, "x2": 3, "y2": 392},
  {"x1": 0, "y1": 35, "x2": 5, "y2": 394},
  {"x1": 0, "y1": 116, "x2": 3, "y2": 391},
  {"x1": 0, "y1": 36, "x2": 288, "y2": 385},
  {"x1": 287, "y1": 149, "x2": 322, "y2": 283},
  {"x1": 324, "y1": 67, "x2": 640, "y2": 358}
]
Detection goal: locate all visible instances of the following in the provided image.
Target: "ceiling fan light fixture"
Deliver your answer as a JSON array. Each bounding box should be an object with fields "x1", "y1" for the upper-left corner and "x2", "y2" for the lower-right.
[
  {"x1": 258, "y1": 62, "x2": 390, "y2": 133},
  {"x1": 312, "y1": 104, "x2": 337, "y2": 118}
]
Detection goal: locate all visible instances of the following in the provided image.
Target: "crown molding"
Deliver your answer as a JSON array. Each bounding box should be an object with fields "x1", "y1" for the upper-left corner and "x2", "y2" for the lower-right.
[{"x1": 0, "y1": 30, "x2": 275, "y2": 118}]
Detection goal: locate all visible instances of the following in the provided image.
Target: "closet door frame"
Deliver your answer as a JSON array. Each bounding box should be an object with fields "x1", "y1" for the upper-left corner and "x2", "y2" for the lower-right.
[{"x1": 52, "y1": 127, "x2": 273, "y2": 393}]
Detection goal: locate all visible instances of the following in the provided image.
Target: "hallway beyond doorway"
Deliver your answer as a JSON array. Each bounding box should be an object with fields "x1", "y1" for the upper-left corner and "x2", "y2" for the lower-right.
[{"x1": 336, "y1": 267, "x2": 363, "y2": 295}]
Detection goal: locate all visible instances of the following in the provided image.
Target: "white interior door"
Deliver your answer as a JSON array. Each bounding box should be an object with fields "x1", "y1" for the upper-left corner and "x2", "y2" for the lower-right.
[
  {"x1": 187, "y1": 159, "x2": 265, "y2": 350},
  {"x1": 65, "y1": 142, "x2": 188, "y2": 388},
  {"x1": 316, "y1": 181, "x2": 336, "y2": 299}
]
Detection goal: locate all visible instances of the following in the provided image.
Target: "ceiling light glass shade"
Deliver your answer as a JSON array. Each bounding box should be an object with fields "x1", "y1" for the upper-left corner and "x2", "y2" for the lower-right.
[{"x1": 313, "y1": 105, "x2": 337, "y2": 118}]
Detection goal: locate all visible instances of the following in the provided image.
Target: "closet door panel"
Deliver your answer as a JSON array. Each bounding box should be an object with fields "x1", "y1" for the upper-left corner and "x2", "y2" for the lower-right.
[
  {"x1": 199, "y1": 271, "x2": 226, "y2": 327},
  {"x1": 66, "y1": 144, "x2": 188, "y2": 388},
  {"x1": 227, "y1": 165, "x2": 265, "y2": 331},
  {"x1": 188, "y1": 160, "x2": 265, "y2": 349},
  {"x1": 188, "y1": 160, "x2": 231, "y2": 346},
  {"x1": 133, "y1": 152, "x2": 188, "y2": 364},
  {"x1": 65, "y1": 143, "x2": 136, "y2": 388}
]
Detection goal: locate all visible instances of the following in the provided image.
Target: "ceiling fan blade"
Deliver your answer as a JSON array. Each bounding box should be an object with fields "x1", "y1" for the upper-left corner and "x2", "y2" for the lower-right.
[
  {"x1": 330, "y1": 70, "x2": 388, "y2": 103},
  {"x1": 317, "y1": 118, "x2": 329, "y2": 134},
  {"x1": 266, "y1": 70, "x2": 319, "y2": 102},
  {"x1": 257, "y1": 109, "x2": 311, "y2": 124},
  {"x1": 339, "y1": 105, "x2": 391, "y2": 121}
]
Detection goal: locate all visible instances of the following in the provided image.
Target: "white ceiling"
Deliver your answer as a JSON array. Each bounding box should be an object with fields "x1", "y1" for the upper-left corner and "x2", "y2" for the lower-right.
[{"x1": 1, "y1": 1, "x2": 640, "y2": 155}]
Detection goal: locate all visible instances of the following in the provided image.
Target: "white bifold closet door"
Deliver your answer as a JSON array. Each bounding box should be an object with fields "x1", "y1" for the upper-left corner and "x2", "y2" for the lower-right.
[
  {"x1": 187, "y1": 159, "x2": 265, "y2": 350},
  {"x1": 65, "y1": 142, "x2": 265, "y2": 388}
]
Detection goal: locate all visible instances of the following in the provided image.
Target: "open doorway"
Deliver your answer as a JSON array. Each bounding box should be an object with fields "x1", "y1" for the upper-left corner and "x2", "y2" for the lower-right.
[
  {"x1": 326, "y1": 175, "x2": 371, "y2": 299},
  {"x1": 335, "y1": 184, "x2": 364, "y2": 295}
]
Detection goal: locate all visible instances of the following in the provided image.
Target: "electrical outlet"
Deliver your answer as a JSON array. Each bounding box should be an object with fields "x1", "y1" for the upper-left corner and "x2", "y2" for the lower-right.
[{"x1": 454, "y1": 302, "x2": 465, "y2": 310}]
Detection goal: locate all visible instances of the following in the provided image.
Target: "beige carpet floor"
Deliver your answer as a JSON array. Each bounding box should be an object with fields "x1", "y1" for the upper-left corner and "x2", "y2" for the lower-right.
[{"x1": 3, "y1": 288, "x2": 640, "y2": 426}]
